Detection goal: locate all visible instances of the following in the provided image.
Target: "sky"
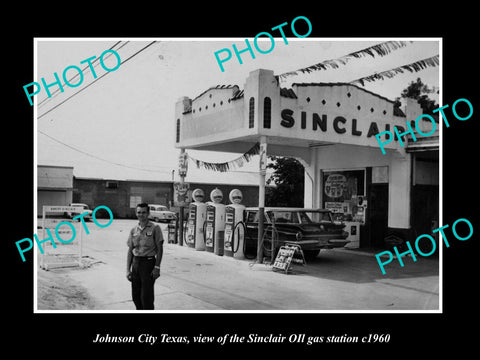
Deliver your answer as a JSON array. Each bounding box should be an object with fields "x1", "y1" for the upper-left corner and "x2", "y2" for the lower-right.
[{"x1": 35, "y1": 38, "x2": 440, "y2": 184}]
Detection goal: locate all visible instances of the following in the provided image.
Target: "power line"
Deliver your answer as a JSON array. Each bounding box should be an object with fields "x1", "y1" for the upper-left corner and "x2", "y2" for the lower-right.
[
  {"x1": 39, "y1": 130, "x2": 264, "y2": 176},
  {"x1": 37, "y1": 41, "x2": 125, "y2": 107},
  {"x1": 38, "y1": 129, "x2": 172, "y2": 173},
  {"x1": 38, "y1": 41, "x2": 157, "y2": 119}
]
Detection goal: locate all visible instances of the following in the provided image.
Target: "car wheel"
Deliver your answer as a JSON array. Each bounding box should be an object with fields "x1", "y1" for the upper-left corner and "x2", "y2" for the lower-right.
[{"x1": 303, "y1": 249, "x2": 320, "y2": 260}]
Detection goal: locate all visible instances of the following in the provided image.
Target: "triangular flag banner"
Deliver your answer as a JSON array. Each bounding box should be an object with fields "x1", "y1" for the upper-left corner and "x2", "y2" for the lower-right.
[
  {"x1": 349, "y1": 55, "x2": 439, "y2": 86},
  {"x1": 277, "y1": 41, "x2": 411, "y2": 80},
  {"x1": 187, "y1": 142, "x2": 260, "y2": 172}
]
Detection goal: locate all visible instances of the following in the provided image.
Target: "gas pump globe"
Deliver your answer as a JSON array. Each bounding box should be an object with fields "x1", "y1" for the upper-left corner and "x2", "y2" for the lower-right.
[
  {"x1": 224, "y1": 189, "x2": 246, "y2": 259},
  {"x1": 186, "y1": 188, "x2": 206, "y2": 251},
  {"x1": 205, "y1": 188, "x2": 225, "y2": 255}
]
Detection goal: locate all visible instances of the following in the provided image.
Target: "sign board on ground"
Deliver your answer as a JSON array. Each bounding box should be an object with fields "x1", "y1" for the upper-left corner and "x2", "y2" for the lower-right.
[
  {"x1": 272, "y1": 243, "x2": 306, "y2": 274},
  {"x1": 39, "y1": 205, "x2": 84, "y2": 270}
]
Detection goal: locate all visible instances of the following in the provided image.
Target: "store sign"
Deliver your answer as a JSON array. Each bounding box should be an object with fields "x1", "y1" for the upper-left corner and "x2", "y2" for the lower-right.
[
  {"x1": 178, "y1": 152, "x2": 188, "y2": 177},
  {"x1": 324, "y1": 174, "x2": 347, "y2": 198},
  {"x1": 174, "y1": 182, "x2": 190, "y2": 206},
  {"x1": 280, "y1": 109, "x2": 403, "y2": 141}
]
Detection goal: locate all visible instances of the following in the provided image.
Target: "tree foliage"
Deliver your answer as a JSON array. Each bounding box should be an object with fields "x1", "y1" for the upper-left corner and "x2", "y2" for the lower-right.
[
  {"x1": 265, "y1": 156, "x2": 304, "y2": 207},
  {"x1": 394, "y1": 77, "x2": 438, "y2": 117}
]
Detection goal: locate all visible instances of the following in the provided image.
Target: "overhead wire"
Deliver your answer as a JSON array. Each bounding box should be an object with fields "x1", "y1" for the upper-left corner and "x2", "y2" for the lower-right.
[
  {"x1": 38, "y1": 129, "x2": 172, "y2": 173},
  {"x1": 37, "y1": 40, "x2": 125, "y2": 108},
  {"x1": 38, "y1": 40, "x2": 157, "y2": 119},
  {"x1": 38, "y1": 130, "x2": 264, "y2": 176}
]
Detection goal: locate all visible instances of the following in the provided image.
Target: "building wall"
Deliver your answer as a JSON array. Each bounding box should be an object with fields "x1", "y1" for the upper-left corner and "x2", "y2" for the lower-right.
[
  {"x1": 37, "y1": 165, "x2": 73, "y2": 216},
  {"x1": 73, "y1": 178, "x2": 259, "y2": 219},
  {"x1": 176, "y1": 87, "x2": 252, "y2": 148},
  {"x1": 73, "y1": 178, "x2": 172, "y2": 219},
  {"x1": 176, "y1": 69, "x2": 423, "y2": 153}
]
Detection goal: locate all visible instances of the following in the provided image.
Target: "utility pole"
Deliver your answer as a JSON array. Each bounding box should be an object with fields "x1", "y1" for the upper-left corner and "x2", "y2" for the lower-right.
[
  {"x1": 257, "y1": 136, "x2": 267, "y2": 263},
  {"x1": 178, "y1": 148, "x2": 186, "y2": 246}
]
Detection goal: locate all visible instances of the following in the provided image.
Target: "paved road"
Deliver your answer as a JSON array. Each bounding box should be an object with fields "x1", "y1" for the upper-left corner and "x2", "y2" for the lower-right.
[{"x1": 51, "y1": 219, "x2": 440, "y2": 311}]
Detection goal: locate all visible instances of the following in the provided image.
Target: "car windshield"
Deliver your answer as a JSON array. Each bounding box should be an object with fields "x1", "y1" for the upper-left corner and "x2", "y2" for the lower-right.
[
  {"x1": 308, "y1": 211, "x2": 333, "y2": 223},
  {"x1": 267, "y1": 211, "x2": 302, "y2": 224},
  {"x1": 246, "y1": 210, "x2": 332, "y2": 224}
]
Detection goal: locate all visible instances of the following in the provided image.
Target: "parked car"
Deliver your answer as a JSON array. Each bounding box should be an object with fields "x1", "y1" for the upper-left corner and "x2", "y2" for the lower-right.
[
  {"x1": 243, "y1": 207, "x2": 350, "y2": 260},
  {"x1": 148, "y1": 204, "x2": 176, "y2": 223},
  {"x1": 65, "y1": 203, "x2": 93, "y2": 221}
]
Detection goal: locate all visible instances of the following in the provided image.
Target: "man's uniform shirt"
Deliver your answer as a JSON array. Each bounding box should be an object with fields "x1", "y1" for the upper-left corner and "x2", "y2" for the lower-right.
[{"x1": 127, "y1": 221, "x2": 163, "y2": 257}]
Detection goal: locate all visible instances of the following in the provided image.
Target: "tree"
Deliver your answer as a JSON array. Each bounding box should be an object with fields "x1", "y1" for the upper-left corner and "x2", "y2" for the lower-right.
[
  {"x1": 265, "y1": 156, "x2": 304, "y2": 207},
  {"x1": 394, "y1": 77, "x2": 439, "y2": 118}
]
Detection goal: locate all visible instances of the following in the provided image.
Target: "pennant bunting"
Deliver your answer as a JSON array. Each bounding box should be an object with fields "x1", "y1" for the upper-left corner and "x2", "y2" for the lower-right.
[
  {"x1": 187, "y1": 142, "x2": 260, "y2": 172},
  {"x1": 277, "y1": 41, "x2": 411, "y2": 80},
  {"x1": 349, "y1": 55, "x2": 439, "y2": 86}
]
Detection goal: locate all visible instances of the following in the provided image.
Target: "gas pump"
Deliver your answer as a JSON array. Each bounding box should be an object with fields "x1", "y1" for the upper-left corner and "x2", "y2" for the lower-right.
[
  {"x1": 205, "y1": 188, "x2": 225, "y2": 256},
  {"x1": 186, "y1": 188, "x2": 206, "y2": 251},
  {"x1": 224, "y1": 189, "x2": 246, "y2": 259}
]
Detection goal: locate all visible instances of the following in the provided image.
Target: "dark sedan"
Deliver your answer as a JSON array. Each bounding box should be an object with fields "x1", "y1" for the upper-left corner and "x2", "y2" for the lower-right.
[{"x1": 243, "y1": 207, "x2": 350, "y2": 260}]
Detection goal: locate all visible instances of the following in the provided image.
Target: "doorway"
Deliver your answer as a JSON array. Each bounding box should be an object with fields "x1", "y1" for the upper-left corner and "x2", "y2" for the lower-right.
[{"x1": 368, "y1": 183, "x2": 389, "y2": 249}]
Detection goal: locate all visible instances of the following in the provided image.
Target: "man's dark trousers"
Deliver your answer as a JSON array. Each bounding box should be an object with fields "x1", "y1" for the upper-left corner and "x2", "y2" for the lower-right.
[{"x1": 131, "y1": 256, "x2": 156, "y2": 310}]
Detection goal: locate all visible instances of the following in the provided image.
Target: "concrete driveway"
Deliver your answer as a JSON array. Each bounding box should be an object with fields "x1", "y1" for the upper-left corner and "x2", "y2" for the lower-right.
[{"x1": 37, "y1": 219, "x2": 439, "y2": 311}]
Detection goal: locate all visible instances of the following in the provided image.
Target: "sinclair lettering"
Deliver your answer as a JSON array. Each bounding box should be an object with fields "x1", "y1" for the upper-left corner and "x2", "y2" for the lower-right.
[{"x1": 280, "y1": 109, "x2": 405, "y2": 141}]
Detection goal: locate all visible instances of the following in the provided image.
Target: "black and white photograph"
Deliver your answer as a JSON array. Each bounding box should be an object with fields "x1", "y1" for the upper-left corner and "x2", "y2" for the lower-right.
[
  {"x1": 7, "y1": 7, "x2": 479, "y2": 356},
  {"x1": 34, "y1": 38, "x2": 440, "y2": 312}
]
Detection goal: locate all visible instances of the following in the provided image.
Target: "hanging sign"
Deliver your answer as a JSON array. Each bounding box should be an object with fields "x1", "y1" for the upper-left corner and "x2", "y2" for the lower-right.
[
  {"x1": 178, "y1": 152, "x2": 188, "y2": 177},
  {"x1": 174, "y1": 182, "x2": 190, "y2": 205},
  {"x1": 174, "y1": 182, "x2": 190, "y2": 196}
]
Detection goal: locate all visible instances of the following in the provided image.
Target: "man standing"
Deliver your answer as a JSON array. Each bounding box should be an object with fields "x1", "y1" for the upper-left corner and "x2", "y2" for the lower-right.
[{"x1": 126, "y1": 203, "x2": 164, "y2": 310}]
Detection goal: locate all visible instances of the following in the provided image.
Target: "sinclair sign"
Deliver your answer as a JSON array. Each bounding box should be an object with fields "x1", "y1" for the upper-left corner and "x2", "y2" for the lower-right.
[{"x1": 279, "y1": 109, "x2": 407, "y2": 143}]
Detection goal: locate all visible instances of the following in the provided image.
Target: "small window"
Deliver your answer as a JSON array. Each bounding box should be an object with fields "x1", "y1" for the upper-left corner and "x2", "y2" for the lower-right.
[
  {"x1": 263, "y1": 97, "x2": 271, "y2": 128},
  {"x1": 106, "y1": 181, "x2": 118, "y2": 189},
  {"x1": 176, "y1": 119, "x2": 180, "y2": 143},
  {"x1": 249, "y1": 97, "x2": 255, "y2": 128}
]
